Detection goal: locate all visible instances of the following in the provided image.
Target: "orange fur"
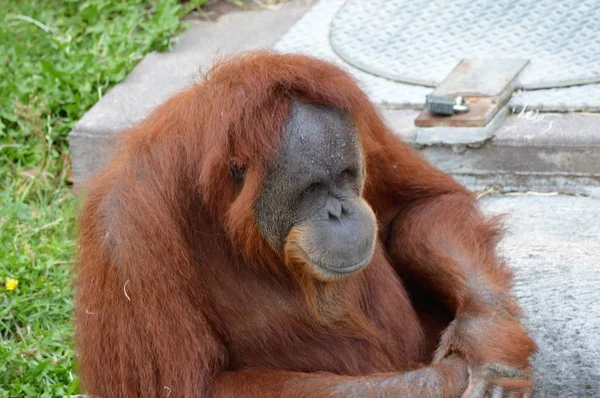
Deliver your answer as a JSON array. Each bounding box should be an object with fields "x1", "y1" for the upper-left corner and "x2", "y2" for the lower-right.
[{"x1": 74, "y1": 51, "x2": 534, "y2": 397}]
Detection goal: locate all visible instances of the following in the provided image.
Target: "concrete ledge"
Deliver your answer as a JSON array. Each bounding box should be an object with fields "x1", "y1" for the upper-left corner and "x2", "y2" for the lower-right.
[
  {"x1": 413, "y1": 106, "x2": 508, "y2": 147},
  {"x1": 381, "y1": 110, "x2": 600, "y2": 195}
]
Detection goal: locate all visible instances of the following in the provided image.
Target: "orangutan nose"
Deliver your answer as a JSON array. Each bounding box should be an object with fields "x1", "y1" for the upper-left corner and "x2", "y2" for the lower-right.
[{"x1": 326, "y1": 197, "x2": 343, "y2": 220}]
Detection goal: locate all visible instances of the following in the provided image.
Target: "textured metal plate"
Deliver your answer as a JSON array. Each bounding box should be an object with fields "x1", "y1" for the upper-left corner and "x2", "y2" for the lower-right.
[
  {"x1": 275, "y1": 0, "x2": 600, "y2": 112},
  {"x1": 330, "y1": 0, "x2": 600, "y2": 89}
]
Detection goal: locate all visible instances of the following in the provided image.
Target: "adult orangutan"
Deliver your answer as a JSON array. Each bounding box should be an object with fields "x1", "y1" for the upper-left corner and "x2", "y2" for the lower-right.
[{"x1": 74, "y1": 51, "x2": 536, "y2": 398}]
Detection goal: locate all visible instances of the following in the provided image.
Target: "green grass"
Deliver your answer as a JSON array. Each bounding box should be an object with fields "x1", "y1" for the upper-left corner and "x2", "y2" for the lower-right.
[{"x1": 0, "y1": 0, "x2": 203, "y2": 395}]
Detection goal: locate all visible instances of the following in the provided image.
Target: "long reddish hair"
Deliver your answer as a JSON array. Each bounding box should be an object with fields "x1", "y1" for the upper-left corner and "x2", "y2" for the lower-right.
[{"x1": 75, "y1": 51, "x2": 462, "y2": 396}]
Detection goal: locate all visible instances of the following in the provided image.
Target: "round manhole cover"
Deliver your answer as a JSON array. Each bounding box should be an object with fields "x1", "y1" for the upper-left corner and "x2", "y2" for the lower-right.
[{"x1": 330, "y1": 0, "x2": 600, "y2": 89}]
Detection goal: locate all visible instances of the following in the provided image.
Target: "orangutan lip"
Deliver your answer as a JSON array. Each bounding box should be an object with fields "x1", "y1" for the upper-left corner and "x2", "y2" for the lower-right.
[{"x1": 318, "y1": 257, "x2": 370, "y2": 275}]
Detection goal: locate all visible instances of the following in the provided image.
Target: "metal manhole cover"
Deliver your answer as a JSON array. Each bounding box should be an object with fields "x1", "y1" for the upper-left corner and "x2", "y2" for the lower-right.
[{"x1": 330, "y1": 0, "x2": 600, "y2": 89}]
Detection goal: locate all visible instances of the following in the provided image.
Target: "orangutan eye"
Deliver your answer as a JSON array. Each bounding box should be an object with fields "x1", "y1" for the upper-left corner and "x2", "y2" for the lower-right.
[
  {"x1": 303, "y1": 182, "x2": 324, "y2": 195},
  {"x1": 228, "y1": 158, "x2": 247, "y2": 188},
  {"x1": 339, "y1": 168, "x2": 356, "y2": 180}
]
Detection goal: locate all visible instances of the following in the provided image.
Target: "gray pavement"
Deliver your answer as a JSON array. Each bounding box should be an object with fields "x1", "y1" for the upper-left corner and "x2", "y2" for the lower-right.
[{"x1": 481, "y1": 195, "x2": 600, "y2": 397}]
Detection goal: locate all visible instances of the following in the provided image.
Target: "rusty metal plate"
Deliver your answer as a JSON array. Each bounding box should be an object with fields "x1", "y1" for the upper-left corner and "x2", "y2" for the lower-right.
[{"x1": 434, "y1": 59, "x2": 528, "y2": 98}]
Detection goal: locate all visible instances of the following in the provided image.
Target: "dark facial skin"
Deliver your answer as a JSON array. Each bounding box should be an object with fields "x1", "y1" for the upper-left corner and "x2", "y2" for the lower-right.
[{"x1": 255, "y1": 100, "x2": 377, "y2": 280}]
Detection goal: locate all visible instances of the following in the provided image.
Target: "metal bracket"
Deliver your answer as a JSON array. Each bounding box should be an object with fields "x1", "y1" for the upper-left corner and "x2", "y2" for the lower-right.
[
  {"x1": 425, "y1": 95, "x2": 469, "y2": 116},
  {"x1": 415, "y1": 59, "x2": 529, "y2": 128}
]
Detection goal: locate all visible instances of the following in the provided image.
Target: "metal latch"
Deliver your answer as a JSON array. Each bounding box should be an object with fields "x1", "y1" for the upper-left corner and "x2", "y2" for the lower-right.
[{"x1": 425, "y1": 95, "x2": 469, "y2": 116}]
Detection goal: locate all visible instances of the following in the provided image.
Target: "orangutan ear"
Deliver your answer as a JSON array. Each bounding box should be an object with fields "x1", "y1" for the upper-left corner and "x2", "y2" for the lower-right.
[{"x1": 228, "y1": 158, "x2": 247, "y2": 188}]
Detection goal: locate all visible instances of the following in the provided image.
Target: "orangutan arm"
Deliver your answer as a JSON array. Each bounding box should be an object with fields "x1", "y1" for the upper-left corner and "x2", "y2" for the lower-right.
[
  {"x1": 386, "y1": 193, "x2": 536, "y2": 395},
  {"x1": 213, "y1": 355, "x2": 468, "y2": 398},
  {"x1": 388, "y1": 193, "x2": 518, "y2": 317}
]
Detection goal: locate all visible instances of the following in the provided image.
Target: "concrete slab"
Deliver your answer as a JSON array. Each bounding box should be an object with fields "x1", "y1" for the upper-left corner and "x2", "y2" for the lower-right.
[
  {"x1": 511, "y1": 84, "x2": 600, "y2": 113},
  {"x1": 480, "y1": 194, "x2": 600, "y2": 397},
  {"x1": 413, "y1": 106, "x2": 509, "y2": 147}
]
